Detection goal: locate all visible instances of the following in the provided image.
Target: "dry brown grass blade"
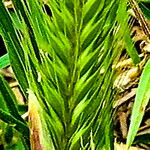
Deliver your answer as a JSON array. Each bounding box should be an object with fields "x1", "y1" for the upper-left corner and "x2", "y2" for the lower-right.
[{"x1": 129, "y1": 0, "x2": 150, "y2": 39}]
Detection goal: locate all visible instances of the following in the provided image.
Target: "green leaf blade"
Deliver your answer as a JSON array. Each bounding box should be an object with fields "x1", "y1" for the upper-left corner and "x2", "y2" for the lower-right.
[
  {"x1": 0, "y1": 75, "x2": 26, "y2": 124},
  {"x1": 127, "y1": 59, "x2": 150, "y2": 148},
  {"x1": 0, "y1": 53, "x2": 10, "y2": 69},
  {"x1": 0, "y1": 108, "x2": 29, "y2": 139}
]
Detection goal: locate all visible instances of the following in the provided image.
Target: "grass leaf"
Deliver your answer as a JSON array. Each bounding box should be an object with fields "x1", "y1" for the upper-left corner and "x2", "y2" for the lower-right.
[
  {"x1": 0, "y1": 108, "x2": 29, "y2": 139},
  {"x1": 117, "y1": 0, "x2": 140, "y2": 64},
  {"x1": 0, "y1": 1, "x2": 28, "y2": 96},
  {"x1": 127, "y1": 59, "x2": 150, "y2": 148},
  {"x1": 0, "y1": 53, "x2": 10, "y2": 69},
  {"x1": 0, "y1": 75, "x2": 26, "y2": 123}
]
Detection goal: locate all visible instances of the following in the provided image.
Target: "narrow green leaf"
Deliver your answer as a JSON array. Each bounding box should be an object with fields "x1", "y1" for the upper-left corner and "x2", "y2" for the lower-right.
[
  {"x1": 127, "y1": 59, "x2": 150, "y2": 148},
  {"x1": 0, "y1": 1, "x2": 28, "y2": 95},
  {"x1": 0, "y1": 75, "x2": 26, "y2": 123},
  {"x1": 139, "y1": 2, "x2": 150, "y2": 20},
  {"x1": 0, "y1": 53, "x2": 10, "y2": 69},
  {"x1": 139, "y1": 0, "x2": 150, "y2": 2},
  {"x1": 0, "y1": 108, "x2": 29, "y2": 139},
  {"x1": 117, "y1": 0, "x2": 140, "y2": 64},
  {"x1": 12, "y1": 0, "x2": 41, "y2": 62}
]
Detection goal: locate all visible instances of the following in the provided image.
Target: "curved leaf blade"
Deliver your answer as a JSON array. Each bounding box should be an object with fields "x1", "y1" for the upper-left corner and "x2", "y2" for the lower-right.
[{"x1": 127, "y1": 59, "x2": 150, "y2": 148}]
